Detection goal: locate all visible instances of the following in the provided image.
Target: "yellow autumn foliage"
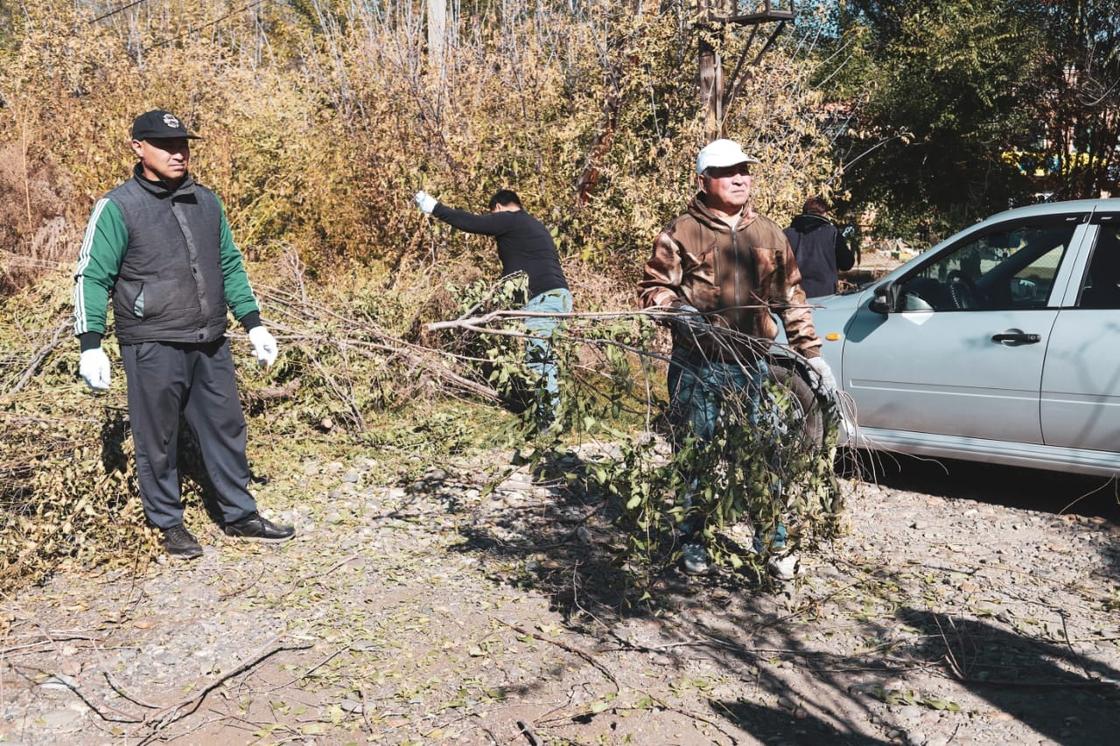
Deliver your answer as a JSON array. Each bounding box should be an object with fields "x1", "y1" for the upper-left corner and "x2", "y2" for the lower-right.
[{"x1": 0, "y1": 0, "x2": 839, "y2": 287}]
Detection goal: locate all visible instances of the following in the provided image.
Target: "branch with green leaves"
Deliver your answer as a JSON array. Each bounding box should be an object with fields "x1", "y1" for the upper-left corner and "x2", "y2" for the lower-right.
[{"x1": 430, "y1": 277, "x2": 847, "y2": 591}]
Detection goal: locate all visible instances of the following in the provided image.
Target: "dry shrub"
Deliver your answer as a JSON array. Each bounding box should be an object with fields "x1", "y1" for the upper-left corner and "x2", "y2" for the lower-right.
[
  {"x1": 0, "y1": 276, "x2": 258, "y2": 588},
  {"x1": 0, "y1": 277, "x2": 154, "y2": 588},
  {"x1": 0, "y1": 408, "x2": 154, "y2": 589},
  {"x1": 0, "y1": 260, "x2": 513, "y2": 590},
  {"x1": 0, "y1": 140, "x2": 76, "y2": 294},
  {"x1": 0, "y1": 0, "x2": 839, "y2": 284}
]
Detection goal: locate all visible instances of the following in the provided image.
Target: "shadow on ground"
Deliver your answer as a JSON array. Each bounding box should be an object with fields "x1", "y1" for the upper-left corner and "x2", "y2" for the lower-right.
[
  {"x1": 855, "y1": 452, "x2": 1119, "y2": 522},
  {"x1": 430, "y1": 446, "x2": 1120, "y2": 743},
  {"x1": 857, "y1": 451, "x2": 1120, "y2": 584},
  {"x1": 901, "y1": 609, "x2": 1120, "y2": 744},
  {"x1": 441, "y1": 448, "x2": 891, "y2": 741}
]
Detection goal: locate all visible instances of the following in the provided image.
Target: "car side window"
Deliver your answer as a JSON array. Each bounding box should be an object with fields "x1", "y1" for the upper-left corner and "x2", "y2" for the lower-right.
[
  {"x1": 1077, "y1": 223, "x2": 1120, "y2": 309},
  {"x1": 898, "y1": 221, "x2": 1077, "y2": 312}
]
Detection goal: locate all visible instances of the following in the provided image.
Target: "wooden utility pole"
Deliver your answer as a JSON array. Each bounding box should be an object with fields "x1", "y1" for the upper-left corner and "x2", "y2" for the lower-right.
[
  {"x1": 695, "y1": 0, "x2": 794, "y2": 143},
  {"x1": 698, "y1": 36, "x2": 722, "y2": 141}
]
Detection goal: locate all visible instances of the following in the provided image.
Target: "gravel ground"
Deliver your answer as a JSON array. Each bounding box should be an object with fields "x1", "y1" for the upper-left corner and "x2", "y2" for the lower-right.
[{"x1": 1, "y1": 447, "x2": 1117, "y2": 745}]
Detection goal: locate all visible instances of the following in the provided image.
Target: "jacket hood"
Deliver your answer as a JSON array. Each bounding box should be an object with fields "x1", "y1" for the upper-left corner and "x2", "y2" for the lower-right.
[
  {"x1": 790, "y1": 213, "x2": 831, "y2": 234},
  {"x1": 687, "y1": 192, "x2": 756, "y2": 232}
]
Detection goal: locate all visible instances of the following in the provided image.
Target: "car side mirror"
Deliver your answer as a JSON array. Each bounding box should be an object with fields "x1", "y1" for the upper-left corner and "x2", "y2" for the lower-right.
[{"x1": 869, "y1": 283, "x2": 897, "y2": 314}]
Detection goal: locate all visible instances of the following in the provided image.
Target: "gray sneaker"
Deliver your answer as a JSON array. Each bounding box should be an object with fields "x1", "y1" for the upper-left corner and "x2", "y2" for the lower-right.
[
  {"x1": 680, "y1": 543, "x2": 710, "y2": 575},
  {"x1": 767, "y1": 552, "x2": 799, "y2": 581}
]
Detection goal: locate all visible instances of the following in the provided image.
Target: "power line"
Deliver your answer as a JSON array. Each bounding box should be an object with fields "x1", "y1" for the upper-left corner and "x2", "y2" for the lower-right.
[{"x1": 89, "y1": 0, "x2": 154, "y2": 24}]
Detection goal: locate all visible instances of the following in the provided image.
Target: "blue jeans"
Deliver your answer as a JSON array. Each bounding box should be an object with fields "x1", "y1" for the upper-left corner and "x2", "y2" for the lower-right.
[
  {"x1": 522, "y1": 288, "x2": 573, "y2": 420},
  {"x1": 667, "y1": 348, "x2": 769, "y2": 441},
  {"x1": 667, "y1": 347, "x2": 787, "y2": 551}
]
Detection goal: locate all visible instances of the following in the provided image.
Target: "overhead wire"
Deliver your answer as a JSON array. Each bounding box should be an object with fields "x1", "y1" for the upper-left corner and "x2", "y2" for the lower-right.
[
  {"x1": 89, "y1": 0, "x2": 270, "y2": 51},
  {"x1": 144, "y1": 0, "x2": 269, "y2": 51},
  {"x1": 89, "y1": 0, "x2": 154, "y2": 24}
]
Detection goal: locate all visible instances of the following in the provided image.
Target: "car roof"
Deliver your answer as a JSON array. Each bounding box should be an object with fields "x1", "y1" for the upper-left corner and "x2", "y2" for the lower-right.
[{"x1": 976, "y1": 198, "x2": 1120, "y2": 230}]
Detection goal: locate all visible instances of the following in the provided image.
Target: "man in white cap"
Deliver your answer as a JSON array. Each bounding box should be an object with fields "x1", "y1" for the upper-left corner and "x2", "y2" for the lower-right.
[{"x1": 638, "y1": 138, "x2": 835, "y2": 578}]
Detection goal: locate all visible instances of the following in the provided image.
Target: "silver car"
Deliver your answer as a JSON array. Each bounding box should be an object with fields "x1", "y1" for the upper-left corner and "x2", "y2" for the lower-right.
[{"x1": 803, "y1": 198, "x2": 1120, "y2": 477}]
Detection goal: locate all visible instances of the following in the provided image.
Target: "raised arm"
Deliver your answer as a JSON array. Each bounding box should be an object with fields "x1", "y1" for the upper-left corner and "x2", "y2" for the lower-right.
[{"x1": 431, "y1": 203, "x2": 516, "y2": 236}]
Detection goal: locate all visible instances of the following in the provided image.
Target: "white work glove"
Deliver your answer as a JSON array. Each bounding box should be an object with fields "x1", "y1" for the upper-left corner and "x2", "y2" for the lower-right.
[
  {"x1": 414, "y1": 190, "x2": 437, "y2": 215},
  {"x1": 248, "y1": 326, "x2": 278, "y2": 368},
  {"x1": 807, "y1": 356, "x2": 837, "y2": 396},
  {"x1": 79, "y1": 347, "x2": 112, "y2": 391}
]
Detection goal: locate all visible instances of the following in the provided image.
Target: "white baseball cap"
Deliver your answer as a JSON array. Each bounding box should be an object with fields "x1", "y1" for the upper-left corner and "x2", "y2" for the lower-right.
[{"x1": 696, "y1": 139, "x2": 759, "y2": 175}]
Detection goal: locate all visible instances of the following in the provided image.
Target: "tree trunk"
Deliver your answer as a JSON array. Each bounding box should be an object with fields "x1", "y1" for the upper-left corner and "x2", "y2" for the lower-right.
[{"x1": 427, "y1": 0, "x2": 447, "y2": 80}]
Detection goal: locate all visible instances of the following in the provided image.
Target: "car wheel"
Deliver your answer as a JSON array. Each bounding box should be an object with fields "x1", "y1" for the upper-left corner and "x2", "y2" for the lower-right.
[
  {"x1": 770, "y1": 361, "x2": 845, "y2": 516},
  {"x1": 769, "y1": 361, "x2": 826, "y2": 455}
]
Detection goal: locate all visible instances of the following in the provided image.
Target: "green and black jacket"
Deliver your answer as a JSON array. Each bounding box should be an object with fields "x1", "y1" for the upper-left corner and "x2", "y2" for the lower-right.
[{"x1": 73, "y1": 166, "x2": 261, "y2": 350}]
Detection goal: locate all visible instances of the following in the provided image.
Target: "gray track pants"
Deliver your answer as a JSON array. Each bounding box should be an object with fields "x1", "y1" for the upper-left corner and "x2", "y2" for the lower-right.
[{"x1": 120, "y1": 338, "x2": 257, "y2": 529}]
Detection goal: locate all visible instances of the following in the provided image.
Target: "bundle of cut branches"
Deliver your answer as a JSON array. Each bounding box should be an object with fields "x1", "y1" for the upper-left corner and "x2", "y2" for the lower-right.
[{"x1": 0, "y1": 269, "x2": 504, "y2": 590}]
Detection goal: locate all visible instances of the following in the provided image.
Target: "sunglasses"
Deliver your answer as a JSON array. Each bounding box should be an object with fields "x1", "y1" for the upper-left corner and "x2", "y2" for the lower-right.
[{"x1": 704, "y1": 163, "x2": 752, "y2": 179}]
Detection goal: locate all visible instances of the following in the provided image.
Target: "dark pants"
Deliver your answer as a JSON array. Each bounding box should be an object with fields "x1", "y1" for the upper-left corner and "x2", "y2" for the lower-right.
[{"x1": 120, "y1": 339, "x2": 257, "y2": 529}]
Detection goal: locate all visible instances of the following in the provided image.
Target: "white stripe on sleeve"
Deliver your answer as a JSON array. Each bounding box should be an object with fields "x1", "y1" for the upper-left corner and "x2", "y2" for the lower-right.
[{"x1": 73, "y1": 198, "x2": 110, "y2": 334}]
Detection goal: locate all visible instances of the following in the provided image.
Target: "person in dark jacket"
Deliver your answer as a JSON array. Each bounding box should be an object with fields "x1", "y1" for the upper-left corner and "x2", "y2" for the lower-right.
[
  {"x1": 414, "y1": 189, "x2": 572, "y2": 425},
  {"x1": 73, "y1": 110, "x2": 294, "y2": 559},
  {"x1": 783, "y1": 196, "x2": 855, "y2": 298}
]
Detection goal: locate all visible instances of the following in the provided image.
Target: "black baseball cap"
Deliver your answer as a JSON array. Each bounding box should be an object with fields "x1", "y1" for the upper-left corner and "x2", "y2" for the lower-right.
[{"x1": 130, "y1": 109, "x2": 201, "y2": 140}]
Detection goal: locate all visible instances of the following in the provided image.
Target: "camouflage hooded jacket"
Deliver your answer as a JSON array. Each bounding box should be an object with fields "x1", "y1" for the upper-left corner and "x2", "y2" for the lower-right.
[{"x1": 639, "y1": 193, "x2": 822, "y2": 360}]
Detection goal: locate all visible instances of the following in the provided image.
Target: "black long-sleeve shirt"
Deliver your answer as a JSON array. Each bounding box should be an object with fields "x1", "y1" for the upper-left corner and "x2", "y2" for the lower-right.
[{"x1": 432, "y1": 203, "x2": 569, "y2": 299}]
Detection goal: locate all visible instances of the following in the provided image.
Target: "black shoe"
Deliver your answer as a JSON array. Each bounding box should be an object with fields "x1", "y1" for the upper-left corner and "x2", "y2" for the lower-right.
[
  {"x1": 223, "y1": 512, "x2": 295, "y2": 542},
  {"x1": 162, "y1": 524, "x2": 203, "y2": 560}
]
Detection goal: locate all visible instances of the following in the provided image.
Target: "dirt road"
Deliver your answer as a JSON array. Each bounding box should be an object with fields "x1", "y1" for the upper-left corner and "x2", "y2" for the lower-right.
[{"x1": 2, "y1": 449, "x2": 1117, "y2": 745}]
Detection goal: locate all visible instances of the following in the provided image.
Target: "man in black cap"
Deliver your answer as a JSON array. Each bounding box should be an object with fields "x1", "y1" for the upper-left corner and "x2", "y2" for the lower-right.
[{"x1": 72, "y1": 109, "x2": 294, "y2": 559}]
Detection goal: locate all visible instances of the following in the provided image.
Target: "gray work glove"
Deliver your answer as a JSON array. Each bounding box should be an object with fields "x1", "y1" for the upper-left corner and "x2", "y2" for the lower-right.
[
  {"x1": 414, "y1": 190, "x2": 437, "y2": 215},
  {"x1": 807, "y1": 356, "x2": 837, "y2": 396},
  {"x1": 79, "y1": 347, "x2": 111, "y2": 391},
  {"x1": 670, "y1": 303, "x2": 711, "y2": 340}
]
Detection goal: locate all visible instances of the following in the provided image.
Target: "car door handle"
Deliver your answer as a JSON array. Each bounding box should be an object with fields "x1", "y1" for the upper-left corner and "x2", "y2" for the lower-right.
[{"x1": 991, "y1": 329, "x2": 1041, "y2": 345}]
